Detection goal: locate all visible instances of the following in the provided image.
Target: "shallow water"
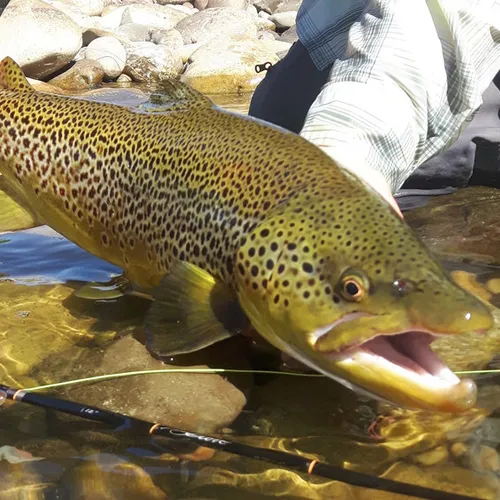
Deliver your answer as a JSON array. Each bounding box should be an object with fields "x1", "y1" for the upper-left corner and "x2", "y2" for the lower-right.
[{"x1": 1, "y1": 90, "x2": 500, "y2": 499}]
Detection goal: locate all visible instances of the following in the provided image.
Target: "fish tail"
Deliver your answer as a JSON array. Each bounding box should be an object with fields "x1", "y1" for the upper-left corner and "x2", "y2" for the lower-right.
[{"x1": 0, "y1": 57, "x2": 33, "y2": 93}]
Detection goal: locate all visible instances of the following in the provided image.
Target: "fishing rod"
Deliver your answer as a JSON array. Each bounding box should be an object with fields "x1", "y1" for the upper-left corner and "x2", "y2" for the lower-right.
[{"x1": 0, "y1": 384, "x2": 479, "y2": 500}]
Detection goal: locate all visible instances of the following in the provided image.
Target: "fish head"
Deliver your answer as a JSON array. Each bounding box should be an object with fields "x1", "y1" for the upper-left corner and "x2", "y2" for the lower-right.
[{"x1": 235, "y1": 189, "x2": 493, "y2": 413}]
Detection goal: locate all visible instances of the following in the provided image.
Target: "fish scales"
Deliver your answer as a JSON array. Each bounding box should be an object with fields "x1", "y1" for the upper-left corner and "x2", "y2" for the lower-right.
[
  {"x1": 0, "y1": 57, "x2": 494, "y2": 413},
  {"x1": 0, "y1": 83, "x2": 400, "y2": 289}
]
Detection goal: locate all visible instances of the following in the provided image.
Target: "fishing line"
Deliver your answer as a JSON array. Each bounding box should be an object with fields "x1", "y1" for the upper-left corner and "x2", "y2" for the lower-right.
[
  {"x1": 21, "y1": 368, "x2": 500, "y2": 393},
  {"x1": 0, "y1": 383, "x2": 480, "y2": 500}
]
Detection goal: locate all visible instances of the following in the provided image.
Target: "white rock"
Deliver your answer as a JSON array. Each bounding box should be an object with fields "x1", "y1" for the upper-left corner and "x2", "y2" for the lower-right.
[
  {"x1": 150, "y1": 28, "x2": 184, "y2": 50},
  {"x1": 206, "y1": 0, "x2": 249, "y2": 8},
  {"x1": 181, "y1": 35, "x2": 279, "y2": 93},
  {"x1": 259, "y1": 39, "x2": 291, "y2": 54},
  {"x1": 121, "y1": 4, "x2": 188, "y2": 30},
  {"x1": 193, "y1": 0, "x2": 208, "y2": 8},
  {"x1": 47, "y1": 0, "x2": 104, "y2": 16},
  {"x1": 167, "y1": 4, "x2": 198, "y2": 14},
  {"x1": 99, "y1": 5, "x2": 128, "y2": 29},
  {"x1": 86, "y1": 36, "x2": 126, "y2": 79},
  {"x1": 255, "y1": 15, "x2": 275, "y2": 31},
  {"x1": 124, "y1": 41, "x2": 183, "y2": 82},
  {"x1": 180, "y1": 42, "x2": 202, "y2": 63},
  {"x1": 175, "y1": 7, "x2": 258, "y2": 44},
  {"x1": 0, "y1": 0, "x2": 83, "y2": 79},
  {"x1": 117, "y1": 23, "x2": 154, "y2": 42},
  {"x1": 269, "y1": 10, "x2": 296, "y2": 29}
]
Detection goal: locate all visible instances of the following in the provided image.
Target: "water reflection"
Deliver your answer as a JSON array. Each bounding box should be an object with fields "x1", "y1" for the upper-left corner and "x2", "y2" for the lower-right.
[{"x1": 0, "y1": 89, "x2": 499, "y2": 499}]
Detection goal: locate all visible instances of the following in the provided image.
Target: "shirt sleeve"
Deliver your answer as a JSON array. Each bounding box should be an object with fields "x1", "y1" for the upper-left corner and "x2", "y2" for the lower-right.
[{"x1": 299, "y1": 0, "x2": 500, "y2": 192}]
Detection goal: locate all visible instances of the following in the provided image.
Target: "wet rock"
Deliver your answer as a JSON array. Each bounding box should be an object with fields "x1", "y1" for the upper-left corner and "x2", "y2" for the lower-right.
[
  {"x1": 269, "y1": 10, "x2": 296, "y2": 29},
  {"x1": 469, "y1": 445, "x2": 500, "y2": 473},
  {"x1": 116, "y1": 73, "x2": 133, "y2": 83},
  {"x1": 61, "y1": 455, "x2": 168, "y2": 500},
  {"x1": 0, "y1": 0, "x2": 82, "y2": 79},
  {"x1": 150, "y1": 28, "x2": 184, "y2": 49},
  {"x1": 175, "y1": 7, "x2": 258, "y2": 44},
  {"x1": 121, "y1": 3, "x2": 187, "y2": 29},
  {"x1": 405, "y1": 187, "x2": 500, "y2": 265},
  {"x1": 48, "y1": 60, "x2": 105, "y2": 90},
  {"x1": 124, "y1": 41, "x2": 183, "y2": 82},
  {"x1": 86, "y1": 36, "x2": 127, "y2": 80},
  {"x1": 33, "y1": 335, "x2": 247, "y2": 433},
  {"x1": 280, "y1": 24, "x2": 297, "y2": 43},
  {"x1": 412, "y1": 445, "x2": 449, "y2": 466},
  {"x1": 181, "y1": 35, "x2": 279, "y2": 93}
]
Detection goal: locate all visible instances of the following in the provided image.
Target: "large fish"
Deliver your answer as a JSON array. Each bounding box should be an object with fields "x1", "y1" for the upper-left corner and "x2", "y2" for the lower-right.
[{"x1": 0, "y1": 57, "x2": 493, "y2": 412}]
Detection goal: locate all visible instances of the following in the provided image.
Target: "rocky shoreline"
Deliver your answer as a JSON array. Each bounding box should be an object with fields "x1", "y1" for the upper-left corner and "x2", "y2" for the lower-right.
[{"x1": 0, "y1": 0, "x2": 299, "y2": 93}]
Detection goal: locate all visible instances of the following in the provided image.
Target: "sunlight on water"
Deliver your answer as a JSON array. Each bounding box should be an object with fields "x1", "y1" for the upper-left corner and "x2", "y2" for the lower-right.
[{"x1": 0, "y1": 89, "x2": 499, "y2": 499}]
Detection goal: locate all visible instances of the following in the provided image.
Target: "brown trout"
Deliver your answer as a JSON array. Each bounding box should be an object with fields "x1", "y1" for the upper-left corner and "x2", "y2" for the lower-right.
[{"x1": 0, "y1": 57, "x2": 493, "y2": 412}]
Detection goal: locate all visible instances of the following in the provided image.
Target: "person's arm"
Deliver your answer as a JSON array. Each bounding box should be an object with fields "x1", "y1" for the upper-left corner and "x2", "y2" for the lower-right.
[{"x1": 298, "y1": 0, "x2": 500, "y2": 215}]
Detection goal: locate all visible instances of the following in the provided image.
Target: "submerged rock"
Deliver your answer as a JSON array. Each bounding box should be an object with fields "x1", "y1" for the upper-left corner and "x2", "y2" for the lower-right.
[
  {"x1": 48, "y1": 59, "x2": 105, "y2": 90},
  {"x1": 31, "y1": 335, "x2": 248, "y2": 434},
  {"x1": 0, "y1": 0, "x2": 82, "y2": 79},
  {"x1": 406, "y1": 186, "x2": 500, "y2": 266},
  {"x1": 60, "y1": 455, "x2": 168, "y2": 500}
]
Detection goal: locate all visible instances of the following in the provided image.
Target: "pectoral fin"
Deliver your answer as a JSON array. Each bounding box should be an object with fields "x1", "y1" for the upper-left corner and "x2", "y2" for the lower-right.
[
  {"x1": 0, "y1": 184, "x2": 40, "y2": 233},
  {"x1": 145, "y1": 261, "x2": 249, "y2": 357}
]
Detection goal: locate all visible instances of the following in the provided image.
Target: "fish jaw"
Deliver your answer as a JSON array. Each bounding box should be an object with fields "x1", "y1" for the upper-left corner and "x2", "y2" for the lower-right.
[{"x1": 299, "y1": 306, "x2": 491, "y2": 412}]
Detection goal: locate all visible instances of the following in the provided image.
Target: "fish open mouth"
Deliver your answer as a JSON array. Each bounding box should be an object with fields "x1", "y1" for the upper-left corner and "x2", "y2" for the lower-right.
[
  {"x1": 350, "y1": 331, "x2": 459, "y2": 385},
  {"x1": 308, "y1": 327, "x2": 477, "y2": 412}
]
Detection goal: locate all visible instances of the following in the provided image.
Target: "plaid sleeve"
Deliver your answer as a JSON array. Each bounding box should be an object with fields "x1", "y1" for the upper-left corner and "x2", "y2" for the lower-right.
[{"x1": 298, "y1": 0, "x2": 500, "y2": 192}]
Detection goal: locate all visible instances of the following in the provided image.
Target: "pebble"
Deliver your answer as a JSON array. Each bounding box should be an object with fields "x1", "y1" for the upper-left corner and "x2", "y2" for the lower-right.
[
  {"x1": 86, "y1": 36, "x2": 127, "y2": 79},
  {"x1": 412, "y1": 445, "x2": 450, "y2": 466}
]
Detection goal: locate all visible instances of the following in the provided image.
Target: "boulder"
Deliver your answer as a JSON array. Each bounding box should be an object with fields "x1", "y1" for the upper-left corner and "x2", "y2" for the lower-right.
[
  {"x1": 181, "y1": 35, "x2": 279, "y2": 93},
  {"x1": 48, "y1": 59, "x2": 105, "y2": 90},
  {"x1": 124, "y1": 41, "x2": 183, "y2": 82},
  {"x1": 86, "y1": 36, "x2": 127, "y2": 79},
  {"x1": 175, "y1": 7, "x2": 258, "y2": 44},
  {"x1": 0, "y1": 0, "x2": 82, "y2": 79},
  {"x1": 121, "y1": 4, "x2": 188, "y2": 30}
]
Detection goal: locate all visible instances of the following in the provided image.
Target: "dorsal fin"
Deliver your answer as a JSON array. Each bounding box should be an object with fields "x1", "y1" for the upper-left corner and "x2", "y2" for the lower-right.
[
  {"x1": 142, "y1": 79, "x2": 214, "y2": 113},
  {"x1": 0, "y1": 57, "x2": 33, "y2": 93}
]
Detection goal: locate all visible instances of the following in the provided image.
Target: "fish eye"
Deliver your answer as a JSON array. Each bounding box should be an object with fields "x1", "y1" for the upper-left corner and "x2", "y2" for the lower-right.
[{"x1": 338, "y1": 270, "x2": 369, "y2": 302}]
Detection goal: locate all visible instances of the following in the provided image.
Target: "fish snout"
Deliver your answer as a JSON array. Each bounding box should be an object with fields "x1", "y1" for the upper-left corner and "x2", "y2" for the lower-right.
[{"x1": 407, "y1": 286, "x2": 494, "y2": 336}]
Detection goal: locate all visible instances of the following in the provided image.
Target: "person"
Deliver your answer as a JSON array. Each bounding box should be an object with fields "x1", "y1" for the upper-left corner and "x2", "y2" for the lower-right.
[{"x1": 249, "y1": 0, "x2": 500, "y2": 216}]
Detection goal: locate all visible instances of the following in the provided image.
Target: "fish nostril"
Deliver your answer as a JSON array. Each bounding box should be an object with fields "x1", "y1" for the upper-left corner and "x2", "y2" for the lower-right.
[{"x1": 393, "y1": 279, "x2": 415, "y2": 297}]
